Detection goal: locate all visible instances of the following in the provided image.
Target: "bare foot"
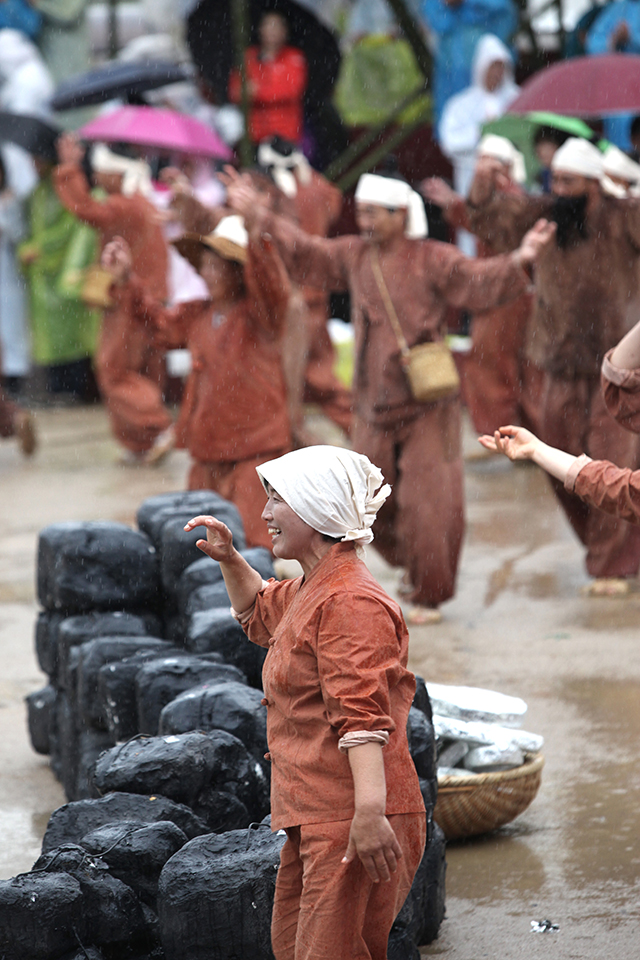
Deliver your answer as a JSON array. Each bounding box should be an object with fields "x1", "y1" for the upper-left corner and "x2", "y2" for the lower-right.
[
  {"x1": 406, "y1": 605, "x2": 442, "y2": 625},
  {"x1": 581, "y1": 578, "x2": 633, "y2": 598}
]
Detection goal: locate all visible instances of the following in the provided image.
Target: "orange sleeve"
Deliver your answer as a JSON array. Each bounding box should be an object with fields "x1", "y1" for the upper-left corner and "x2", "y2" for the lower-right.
[
  {"x1": 315, "y1": 594, "x2": 405, "y2": 737},
  {"x1": 245, "y1": 229, "x2": 291, "y2": 337},
  {"x1": 573, "y1": 460, "x2": 640, "y2": 525},
  {"x1": 244, "y1": 577, "x2": 302, "y2": 647},
  {"x1": 110, "y1": 277, "x2": 203, "y2": 348},
  {"x1": 53, "y1": 162, "x2": 120, "y2": 233}
]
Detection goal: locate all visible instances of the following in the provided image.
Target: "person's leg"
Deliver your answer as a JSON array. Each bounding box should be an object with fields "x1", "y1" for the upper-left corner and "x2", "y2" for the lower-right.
[
  {"x1": 395, "y1": 402, "x2": 465, "y2": 608},
  {"x1": 271, "y1": 827, "x2": 304, "y2": 960},
  {"x1": 288, "y1": 815, "x2": 425, "y2": 960}
]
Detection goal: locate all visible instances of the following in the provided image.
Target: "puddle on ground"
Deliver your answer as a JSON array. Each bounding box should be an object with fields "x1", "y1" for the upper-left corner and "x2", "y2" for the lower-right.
[{"x1": 440, "y1": 679, "x2": 640, "y2": 922}]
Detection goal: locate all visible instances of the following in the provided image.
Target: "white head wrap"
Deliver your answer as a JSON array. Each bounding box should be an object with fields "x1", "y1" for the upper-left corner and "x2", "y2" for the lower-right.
[
  {"x1": 551, "y1": 137, "x2": 604, "y2": 181},
  {"x1": 603, "y1": 144, "x2": 640, "y2": 194},
  {"x1": 257, "y1": 139, "x2": 312, "y2": 198},
  {"x1": 256, "y1": 445, "x2": 391, "y2": 547},
  {"x1": 91, "y1": 143, "x2": 153, "y2": 198},
  {"x1": 477, "y1": 133, "x2": 526, "y2": 184},
  {"x1": 355, "y1": 172, "x2": 428, "y2": 239}
]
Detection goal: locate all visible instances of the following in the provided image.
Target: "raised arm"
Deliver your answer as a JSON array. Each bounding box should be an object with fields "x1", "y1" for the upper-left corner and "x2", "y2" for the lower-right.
[
  {"x1": 184, "y1": 515, "x2": 265, "y2": 612},
  {"x1": 466, "y1": 157, "x2": 550, "y2": 252},
  {"x1": 245, "y1": 227, "x2": 291, "y2": 337},
  {"x1": 54, "y1": 135, "x2": 121, "y2": 233}
]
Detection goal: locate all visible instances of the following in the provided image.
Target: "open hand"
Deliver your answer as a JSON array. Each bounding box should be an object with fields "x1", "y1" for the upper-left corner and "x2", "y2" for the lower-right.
[
  {"x1": 516, "y1": 218, "x2": 556, "y2": 266},
  {"x1": 478, "y1": 425, "x2": 540, "y2": 461},
  {"x1": 342, "y1": 811, "x2": 403, "y2": 883},
  {"x1": 159, "y1": 166, "x2": 193, "y2": 198},
  {"x1": 184, "y1": 515, "x2": 235, "y2": 563},
  {"x1": 221, "y1": 165, "x2": 262, "y2": 221},
  {"x1": 101, "y1": 236, "x2": 132, "y2": 285}
]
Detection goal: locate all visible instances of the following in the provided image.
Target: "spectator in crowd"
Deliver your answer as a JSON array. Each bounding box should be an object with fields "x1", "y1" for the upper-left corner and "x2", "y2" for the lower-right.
[
  {"x1": 229, "y1": 11, "x2": 307, "y2": 146},
  {"x1": 0, "y1": 152, "x2": 29, "y2": 397},
  {"x1": 586, "y1": 0, "x2": 640, "y2": 150},
  {"x1": 438, "y1": 33, "x2": 518, "y2": 254},
  {"x1": 421, "y1": 0, "x2": 517, "y2": 126},
  {"x1": 32, "y1": 0, "x2": 91, "y2": 92},
  {"x1": 0, "y1": 0, "x2": 40, "y2": 38},
  {"x1": 19, "y1": 147, "x2": 100, "y2": 401},
  {"x1": 0, "y1": 28, "x2": 53, "y2": 200}
]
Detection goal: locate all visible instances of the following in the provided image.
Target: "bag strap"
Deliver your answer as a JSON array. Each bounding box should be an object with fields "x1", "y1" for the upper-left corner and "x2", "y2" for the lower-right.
[{"x1": 369, "y1": 247, "x2": 410, "y2": 361}]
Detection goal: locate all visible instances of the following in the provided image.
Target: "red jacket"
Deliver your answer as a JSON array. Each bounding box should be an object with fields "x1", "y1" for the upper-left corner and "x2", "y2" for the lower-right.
[{"x1": 229, "y1": 45, "x2": 307, "y2": 144}]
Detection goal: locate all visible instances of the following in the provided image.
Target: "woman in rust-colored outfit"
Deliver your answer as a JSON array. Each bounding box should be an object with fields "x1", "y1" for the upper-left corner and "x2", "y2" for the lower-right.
[
  {"x1": 185, "y1": 446, "x2": 426, "y2": 960},
  {"x1": 101, "y1": 217, "x2": 291, "y2": 550}
]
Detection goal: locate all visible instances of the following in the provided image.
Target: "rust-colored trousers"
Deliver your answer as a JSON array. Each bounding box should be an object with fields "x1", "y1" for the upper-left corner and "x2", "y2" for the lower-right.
[
  {"x1": 540, "y1": 374, "x2": 640, "y2": 578},
  {"x1": 272, "y1": 814, "x2": 426, "y2": 960},
  {"x1": 189, "y1": 451, "x2": 286, "y2": 551},
  {"x1": 354, "y1": 401, "x2": 464, "y2": 607}
]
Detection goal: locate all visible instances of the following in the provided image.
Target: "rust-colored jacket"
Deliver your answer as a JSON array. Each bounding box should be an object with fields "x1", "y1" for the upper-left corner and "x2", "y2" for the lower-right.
[
  {"x1": 114, "y1": 233, "x2": 291, "y2": 462},
  {"x1": 256, "y1": 211, "x2": 530, "y2": 424},
  {"x1": 53, "y1": 162, "x2": 169, "y2": 300},
  {"x1": 244, "y1": 542, "x2": 425, "y2": 830},
  {"x1": 468, "y1": 191, "x2": 640, "y2": 380}
]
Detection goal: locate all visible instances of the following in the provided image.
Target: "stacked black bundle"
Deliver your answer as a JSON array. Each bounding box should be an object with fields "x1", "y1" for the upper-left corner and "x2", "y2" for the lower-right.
[{"x1": 7, "y1": 491, "x2": 445, "y2": 959}]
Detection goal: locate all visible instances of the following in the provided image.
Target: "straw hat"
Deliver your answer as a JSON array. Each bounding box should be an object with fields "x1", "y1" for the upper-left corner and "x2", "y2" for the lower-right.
[{"x1": 173, "y1": 214, "x2": 248, "y2": 269}]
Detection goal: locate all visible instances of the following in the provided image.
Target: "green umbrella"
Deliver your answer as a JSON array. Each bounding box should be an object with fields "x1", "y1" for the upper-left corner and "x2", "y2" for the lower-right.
[{"x1": 481, "y1": 111, "x2": 600, "y2": 185}]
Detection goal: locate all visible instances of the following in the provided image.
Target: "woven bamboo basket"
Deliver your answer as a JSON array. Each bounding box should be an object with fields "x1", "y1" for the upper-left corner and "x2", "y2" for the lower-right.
[{"x1": 434, "y1": 753, "x2": 544, "y2": 841}]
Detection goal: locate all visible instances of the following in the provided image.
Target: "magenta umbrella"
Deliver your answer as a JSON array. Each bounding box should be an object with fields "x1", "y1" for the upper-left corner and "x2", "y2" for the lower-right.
[
  {"x1": 78, "y1": 105, "x2": 233, "y2": 159},
  {"x1": 508, "y1": 54, "x2": 640, "y2": 117}
]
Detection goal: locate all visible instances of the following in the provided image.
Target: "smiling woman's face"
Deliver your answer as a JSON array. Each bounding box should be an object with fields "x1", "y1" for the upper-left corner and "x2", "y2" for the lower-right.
[{"x1": 261, "y1": 485, "x2": 316, "y2": 561}]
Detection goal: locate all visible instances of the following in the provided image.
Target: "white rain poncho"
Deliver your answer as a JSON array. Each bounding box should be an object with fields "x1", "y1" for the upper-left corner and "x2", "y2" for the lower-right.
[{"x1": 256, "y1": 445, "x2": 391, "y2": 546}]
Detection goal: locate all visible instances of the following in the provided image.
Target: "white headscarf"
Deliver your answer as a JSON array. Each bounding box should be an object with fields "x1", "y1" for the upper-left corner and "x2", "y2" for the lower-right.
[
  {"x1": 477, "y1": 133, "x2": 526, "y2": 184},
  {"x1": 92, "y1": 143, "x2": 153, "y2": 198},
  {"x1": 354, "y1": 173, "x2": 428, "y2": 239},
  {"x1": 603, "y1": 144, "x2": 640, "y2": 195},
  {"x1": 551, "y1": 137, "x2": 604, "y2": 181},
  {"x1": 256, "y1": 445, "x2": 391, "y2": 546}
]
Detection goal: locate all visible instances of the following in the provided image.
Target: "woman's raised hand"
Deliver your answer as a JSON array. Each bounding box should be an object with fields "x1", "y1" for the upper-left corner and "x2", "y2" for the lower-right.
[
  {"x1": 101, "y1": 236, "x2": 132, "y2": 285},
  {"x1": 184, "y1": 515, "x2": 235, "y2": 563},
  {"x1": 478, "y1": 425, "x2": 540, "y2": 461}
]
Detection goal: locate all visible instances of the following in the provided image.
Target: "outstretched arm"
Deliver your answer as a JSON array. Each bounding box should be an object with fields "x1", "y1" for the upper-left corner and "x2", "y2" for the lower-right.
[
  {"x1": 184, "y1": 515, "x2": 264, "y2": 613},
  {"x1": 478, "y1": 425, "x2": 578, "y2": 483}
]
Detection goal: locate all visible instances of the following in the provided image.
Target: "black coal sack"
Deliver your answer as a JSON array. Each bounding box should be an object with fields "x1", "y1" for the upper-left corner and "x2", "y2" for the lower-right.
[
  {"x1": 42, "y1": 793, "x2": 210, "y2": 854},
  {"x1": 187, "y1": 608, "x2": 266, "y2": 689},
  {"x1": 158, "y1": 825, "x2": 286, "y2": 960},
  {"x1": 136, "y1": 656, "x2": 246, "y2": 735},
  {"x1": 26, "y1": 684, "x2": 56, "y2": 755},
  {"x1": 37, "y1": 522, "x2": 160, "y2": 613}
]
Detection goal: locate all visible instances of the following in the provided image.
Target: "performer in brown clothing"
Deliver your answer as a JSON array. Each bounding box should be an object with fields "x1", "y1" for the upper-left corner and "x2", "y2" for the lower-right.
[
  {"x1": 421, "y1": 135, "x2": 539, "y2": 435},
  {"x1": 465, "y1": 137, "x2": 640, "y2": 590},
  {"x1": 54, "y1": 135, "x2": 172, "y2": 463},
  {"x1": 101, "y1": 216, "x2": 291, "y2": 550},
  {"x1": 226, "y1": 165, "x2": 554, "y2": 621}
]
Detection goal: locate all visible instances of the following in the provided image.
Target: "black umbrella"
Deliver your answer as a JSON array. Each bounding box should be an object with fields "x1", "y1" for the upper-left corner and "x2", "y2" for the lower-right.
[
  {"x1": 51, "y1": 60, "x2": 191, "y2": 112},
  {"x1": 186, "y1": 0, "x2": 341, "y2": 113},
  {"x1": 0, "y1": 112, "x2": 60, "y2": 162}
]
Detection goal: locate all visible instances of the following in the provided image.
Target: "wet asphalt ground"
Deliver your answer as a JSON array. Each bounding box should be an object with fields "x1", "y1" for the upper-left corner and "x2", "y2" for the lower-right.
[{"x1": 1, "y1": 404, "x2": 639, "y2": 959}]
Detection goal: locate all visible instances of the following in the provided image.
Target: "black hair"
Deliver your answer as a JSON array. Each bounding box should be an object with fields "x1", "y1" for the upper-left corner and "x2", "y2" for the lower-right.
[
  {"x1": 631, "y1": 116, "x2": 640, "y2": 139},
  {"x1": 533, "y1": 126, "x2": 571, "y2": 148}
]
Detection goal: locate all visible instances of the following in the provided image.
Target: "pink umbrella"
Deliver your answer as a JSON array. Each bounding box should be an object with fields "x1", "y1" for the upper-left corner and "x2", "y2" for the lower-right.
[
  {"x1": 508, "y1": 54, "x2": 640, "y2": 117},
  {"x1": 78, "y1": 105, "x2": 233, "y2": 159}
]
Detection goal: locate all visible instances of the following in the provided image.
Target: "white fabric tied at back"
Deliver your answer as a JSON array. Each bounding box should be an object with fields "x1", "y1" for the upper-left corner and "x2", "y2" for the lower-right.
[
  {"x1": 256, "y1": 445, "x2": 391, "y2": 547},
  {"x1": 92, "y1": 143, "x2": 153, "y2": 198},
  {"x1": 550, "y1": 137, "x2": 604, "y2": 181},
  {"x1": 477, "y1": 133, "x2": 526, "y2": 184},
  {"x1": 355, "y1": 172, "x2": 428, "y2": 239},
  {"x1": 257, "y1": 140, "x2": 312, "y2": 198}
]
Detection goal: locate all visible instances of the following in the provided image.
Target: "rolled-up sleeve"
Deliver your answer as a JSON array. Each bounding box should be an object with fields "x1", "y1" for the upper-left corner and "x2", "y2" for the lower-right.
[
  {"x1": 244, "y1": 577, "x2": 300, "y2": 648},
  {"x1": 571, "y1": 459, "x2": 640, "y2": 525},
  {"x1": 315, "y1": 595, "x2": 405, "y2": 738},
  {"x1": 564, "y1": 453, "x2": 593, "y2": 493}
]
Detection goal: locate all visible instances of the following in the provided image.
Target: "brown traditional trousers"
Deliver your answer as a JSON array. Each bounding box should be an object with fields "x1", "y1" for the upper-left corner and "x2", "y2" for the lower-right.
[
  {"x1": 354, "y1": 402, "x2": 464, "y2": 606},
  {"x1": 272, "y1": 814, "x2": 426, "y2": 960}
]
